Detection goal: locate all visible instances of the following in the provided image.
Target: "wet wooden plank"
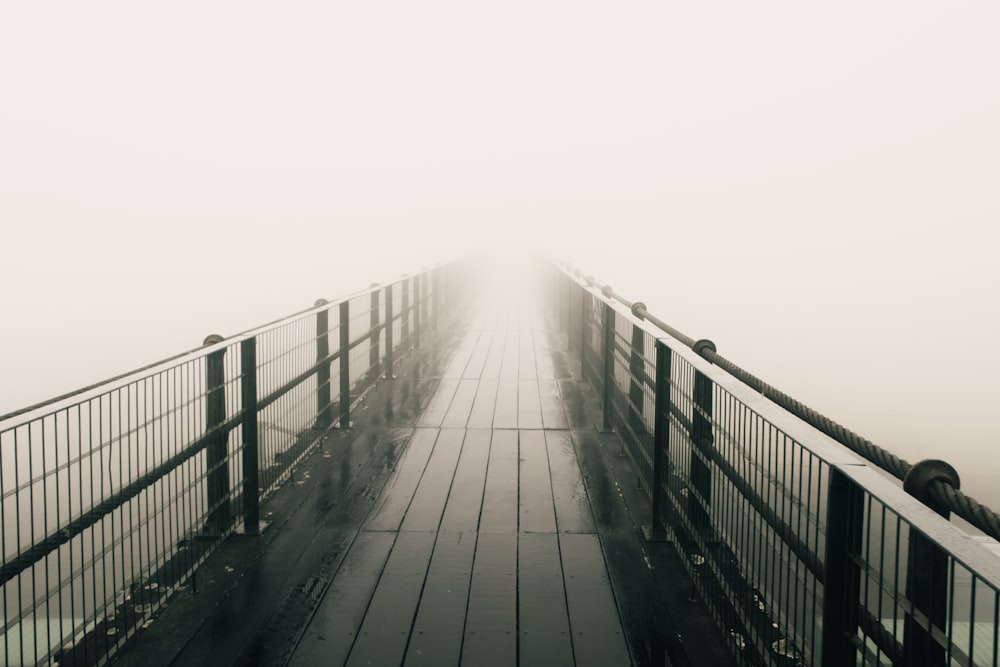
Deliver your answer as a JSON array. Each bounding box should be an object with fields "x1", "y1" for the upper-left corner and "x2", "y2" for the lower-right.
[
  {"x1": 365, "y1": 428, "x2": 439, "y2": 531},
  {"x1": 558, "y1": 378, "x2": 592, "y2": 429},
  {"x1": 417, "y1": 380, "x2": 459, "y2": 427},
  {"x1": 345, "y1": 531, "x2": 437, "y2": 666},
  {"x1": 400, "y1": 429, "x2": 466, "y2": 531},
  {"x1": 403, "y1": 531, "x2": 477, "y2": 666},
  {"x1": 519, "y1": 429, "x2": 556, "y2": 533},
  {"x1": 441, "y1": 331, "x2": 481, "y2": 378},
  {"x1": 539, "y1": 379, "x2": 569, "y2": 429},
  {"x1": 289, "y1": 531, "x2": 395, "y2": 667},
  {"x1": 517, "y1": 379, "x2": 543, "y2": 429},
  {"x1": 493, "y1": 375, "x2": 518, "y2": 429},
  {"x1": 439, "y1": 430, "x2": 491, "y2": 532},
  {"x1": 479, "y1": 429, "x2": 518, "y2": 533},
  {"x1": 441, "y1": 378, "x2": 478, "y2": 428},
  {"x1": 518, "y1": 334, "x2": 537, "y2": 379},
  {"x1": 461, "y1": 532, "x2": 517, "y2": 665},
  {"x1": 518, "y1": 533, "x2": 574, "y2": 667},
  {"x1": 466, "y1": 377, "x2": 498, "y2": 428},
  {"x1": 560, "y1": 533, "x2": 630, "y2": 666},
  {"x1": 462, "y1": 329, "x2": 495, "y2": 379},
  {"x1": 535, "y1": 347, "x2": 557, "y2": 380},
  {"x1": 479, "y1": 327, "x2": 506, "y2": 379},
  {"x1": 546, "y1": 431, "x2": 596, "y2": 534}
]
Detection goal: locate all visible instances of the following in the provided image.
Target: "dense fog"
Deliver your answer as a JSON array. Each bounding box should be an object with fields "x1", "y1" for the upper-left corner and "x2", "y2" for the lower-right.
[{"x1": 2, "y1": 3, "x2": 998, "y2": 508}]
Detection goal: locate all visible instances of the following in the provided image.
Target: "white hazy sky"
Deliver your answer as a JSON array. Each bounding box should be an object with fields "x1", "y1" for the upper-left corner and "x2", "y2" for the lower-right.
[{"x1": 2, "y1": 4, "x2": 998, "y2": 499}]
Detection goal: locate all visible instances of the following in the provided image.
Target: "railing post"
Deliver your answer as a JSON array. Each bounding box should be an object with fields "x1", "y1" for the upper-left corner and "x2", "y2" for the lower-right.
[
  {"x1": 339, "y1": 301, "x2": 351, "y2": 429},
  {"x1": 580, "y1": 287, "x2": 589, "y2": 380},
  {"x1": 413, "y1": 273, "x2": 422, "y2": 350},
  {"x1": 689, "y1": 350, "x2": 713, "y2": 535},
  {"x1": 385, "y1": 284, "x2": 395, "y2": 379},
  {"x1": 369, "y1": 284, "x2": 380, "y2": 372},
  {"x1": 401, "y1": 274, "x2": 410, "y2": 348},
  {"x1": 240, "y1": 336, "x2": 260, "y2": 534},
  {"x1": 628, "y1": 323, "x2": 646, "y2": 436},
  {"x1": 901, "y1": 460, "x2": 960, "y2": 666},
  {"x1": 203, "y1": 335, "x2": 230, "y2": 534},
  {"x1": 821, "y1": 467, "x2": 864, "y2": 666},
  {"x1": 315, "y1": 299, "x2": 332, "y2": 429},
  {"x1": 645, "y1": 339, "x2": 672, "y2": 541},
  {"x1": 602, "y1": 300, "x2": 614, "y2": 432}
]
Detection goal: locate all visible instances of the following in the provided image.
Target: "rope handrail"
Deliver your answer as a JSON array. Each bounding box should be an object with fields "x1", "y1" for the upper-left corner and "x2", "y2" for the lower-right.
[{"x1": 569, "y1": 266, "x2": 1000, "y2": 542}]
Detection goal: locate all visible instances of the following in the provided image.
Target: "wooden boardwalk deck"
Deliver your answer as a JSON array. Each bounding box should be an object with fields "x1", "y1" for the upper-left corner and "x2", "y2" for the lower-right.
[
  {"x1": 287, "y1": 290, "x2": 628, "y2": 667},
  {"x1": 117, "y1": 280, "x2": 733, "y2": 667}
]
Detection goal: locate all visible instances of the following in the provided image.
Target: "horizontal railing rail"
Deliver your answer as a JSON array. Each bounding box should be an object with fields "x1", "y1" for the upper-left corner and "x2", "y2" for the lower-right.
[
  {"x1": 0, "y1": 262, "x2": 465, "y2": 667},
  {"x1": 544, "y1": 259, "x2": 1000, "y2": 667}
]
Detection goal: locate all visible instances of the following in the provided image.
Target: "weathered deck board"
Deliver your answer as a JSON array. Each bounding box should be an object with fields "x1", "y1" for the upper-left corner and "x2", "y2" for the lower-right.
[
  {"x1": 461, "y1": 532, "x2": 518, "y2": 665},
  {"x1": 344, "y1": 531, "x2": 437, "y2": 665},
  {"x1": 437, "y1": 429, "x2": 491, "y2": 532},
  {"x1": 519, "y1": 429, "x2": 557, "y2": 533},
  {"x1": 287, "y1": 531, "x2": 395, "y2": 667},
  {"x1": 403, "y1": 531, "x2": 477, "y2": 666},
  {"x1": 399, "y1": 428, "x2": 466, "y2": 532},
  {"x1": 561, "y1": 533, "x2": 631, "y2": 666},
  {"x1": 479, "y1": 429, "x2": 519, "y2": 533},
  {"x1": 518, "y1": 533, "x2": 575, "y2": 667}
]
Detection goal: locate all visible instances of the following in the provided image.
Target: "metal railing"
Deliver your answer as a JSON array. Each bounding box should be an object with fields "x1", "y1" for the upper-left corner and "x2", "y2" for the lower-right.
[
  {"x1": 0, "y1": 263, "x2": 460, "y2": 666},
  {"x1": 545, "y1": 260, "x2": 1000, "y2": 666}
]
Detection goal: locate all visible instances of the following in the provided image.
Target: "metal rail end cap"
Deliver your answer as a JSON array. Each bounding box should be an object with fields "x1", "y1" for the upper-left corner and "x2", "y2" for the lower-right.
[
  {"x1": 314, "y1": 298, "x2": 328, "y2": 307},
  {"x1": 630, "y1": 302, "x2": 647, "y2": 320},
  {"x1": 692, "y1": 339, "x2": 717, "y2": 359},
  {"x1": 203, "y1": 334, "x2": 225, "y2": 346},
  {"x1": 904, "y1": 459, "x2": 961, "y2": 499}
]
